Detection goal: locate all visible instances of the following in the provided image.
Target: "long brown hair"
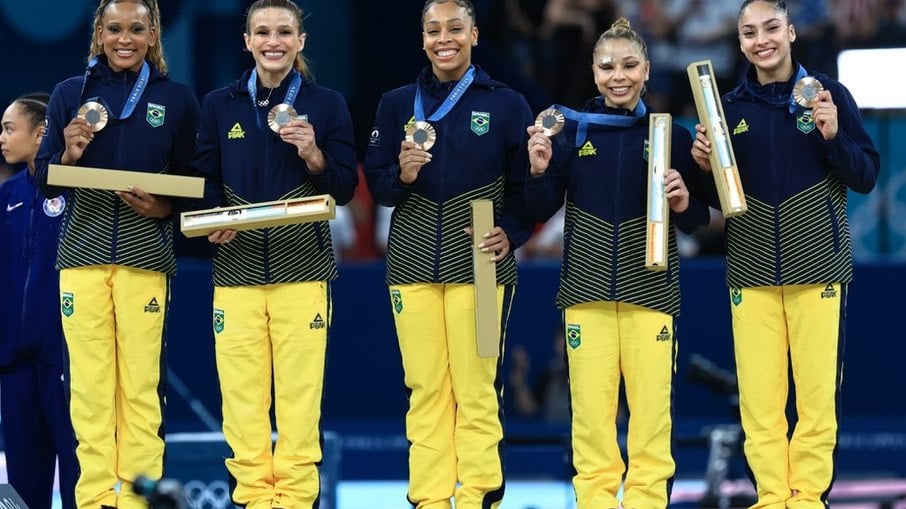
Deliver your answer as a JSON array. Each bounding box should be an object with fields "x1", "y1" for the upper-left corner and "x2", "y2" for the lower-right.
[
  {"x1": 87, "y1": 0, "x2": 167, "y2": 73},
  {"x1": 245, "y1": 0, "x2": 311, "y2": 77}
]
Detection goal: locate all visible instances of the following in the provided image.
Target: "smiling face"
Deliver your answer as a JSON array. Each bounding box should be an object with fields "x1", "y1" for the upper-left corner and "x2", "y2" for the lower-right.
[
  {"x1": 738, "y1": 0, "x2": 796, "y2": 83},
  {"x1": 592, "y1": 38, "x2": 649, "y2": 110},
  {"x1": 0, "y1": 103, "x2": 43, "y2": 167},
  {"x1": 96, "y1": 1, "x2": 155, "y2": 73},
  {"x1": 244, "y1": 7, "x2": 306, "y2": 80},
  {"x1": 422, "y1": 1, "x2": 478, "y2": 82}
]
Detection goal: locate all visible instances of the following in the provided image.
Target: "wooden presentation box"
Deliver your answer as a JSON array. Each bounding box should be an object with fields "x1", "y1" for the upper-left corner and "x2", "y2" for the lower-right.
[
  {"x1": 646, "y1": 113, "x2": 672, "y2": 271},
  {"x1": 471, "y1": 199, "x2": 500, "y2": 358},
  {"x1": 180, "y1": 195, "x2": 335, "y2": 238},
  {"x1": 48, "y1": 164, "x2": 204, "y2": 199},
  {"x1": 686, "y1": 60, "x2": 747, "y2": 217}
]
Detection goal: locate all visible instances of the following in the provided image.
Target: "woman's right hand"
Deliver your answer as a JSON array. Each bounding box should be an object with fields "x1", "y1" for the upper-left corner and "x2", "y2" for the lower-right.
[
  {"x1": 208, "y1": 230, "x2": 237, "y2": 244},
  {"x1": 398, "y1": 140, "x2": 432, "y2": 185},
  {"x1": 60, "y1": 117, "x2": 94, "y2": 165},
  {"x1": 691, "y1": 123, "x2": 712, "y2": 172},
  {"x1": 526, "y1": 125, "x2": 551, "y2": 176}
]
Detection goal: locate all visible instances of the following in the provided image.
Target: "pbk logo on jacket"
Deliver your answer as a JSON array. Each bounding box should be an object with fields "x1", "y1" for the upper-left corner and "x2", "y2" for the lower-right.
[
  {"x1": 821, "y1": 283, "x2": 837, "y2": 299},
  {"x1": 391, "y1": 289, "x2": 403, "y2": 314},
  {"x1": 578, "y1": 141, "x2": 597, "y2": 157},
  {"x1": 61, "y1": 292, "x2": 74, "y2": 317},
  {"x1": 567, "y1": 324, "x2": 581, "y2": 349},
  {"x1": 43, "y1": 196, "x2": 65, "y2": 217},
  {"x1": 369, "y1": 127, "x2": 380, "y2": 147},
  {"x1": 310, "y1": 313, "x2": 326, "y2": 329},
  {"x1": 656, "y1": 325, "x2": 671, "y2": 342},
  {"x1": 144, "y1": 297, "x2": 161, "y2": 313},
  {"x1": 213, "y1": 309, "x2": 225, "y2": 334},
  {"x1": 471, "y1": 111, "x2": 490, "y2": 136},
  {"x1": 733, "y1": 119, "x2": 749, "y2": 135},
  {"x1": 146, "y1": 103, "x2": 166, "y2": 128},
  {"x1": 797, "y1": 111, "x2": 816, "y2": 134},
  {"x1": 228, "y1": 122, "x2": 245, "y2": 140}
]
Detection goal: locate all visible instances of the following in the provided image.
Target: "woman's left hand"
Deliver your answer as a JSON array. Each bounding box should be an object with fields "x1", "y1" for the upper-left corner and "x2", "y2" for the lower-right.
[
  {"x1": 280, "y1": 118, "x2": 326, "y2": 173},
  {"x1": 464, "y1": 225, "x2": 511, "y2": 262},
  {"x1": 664, "y1": 168, "x2": 690, "y2": 213},
  {"x1": 116, "y1": 185, "x2": 173, "y2": 218},
  {"x1": 812, "y1": 90, "x2": 838, "y2": 141}
]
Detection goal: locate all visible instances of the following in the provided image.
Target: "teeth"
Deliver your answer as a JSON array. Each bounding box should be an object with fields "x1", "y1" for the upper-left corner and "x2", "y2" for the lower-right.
[
  {"x1": 264, "y1": 51, "x2": 284, "y2": 57},
  {"x1": 611, "y1": 87, "x2": 629, "y2": 93},
  {"x1": 437, "y1": 49, "x2": 456, "y2": 58}
]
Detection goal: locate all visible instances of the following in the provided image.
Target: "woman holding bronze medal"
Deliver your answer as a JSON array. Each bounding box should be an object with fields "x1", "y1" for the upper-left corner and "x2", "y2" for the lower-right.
[
  {"x1": 188, "y1": 0, "x2": 357, "y2": 507},
  {"x1": 363, "y1": 0, "x2": 534, "y2": 507},
  {"x1": 33, "y1": 1, "x2": 199, "y2": 508},
  {"x1": 525, "y1": 18, "x2": 709, "y2": 509},
  {"x1": 690, "y1": 1, "x2": 880, "y2": 507}
]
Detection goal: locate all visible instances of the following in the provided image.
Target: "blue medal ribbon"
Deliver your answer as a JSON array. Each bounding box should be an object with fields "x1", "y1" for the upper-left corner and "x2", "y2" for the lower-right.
[
  {"x1": 247, "y1": 69, "x2": 303, "y2": 129},
  {"x1": 413, "y1": 66, "x2": 476, "y2": 122},
  {"x1": 553, "y1": 100, "x2": 647, "y2": 147},
  {"x1": 80, "y1": 57, "x2": 151, "y2": 121},
  {"x1": 788, "y1": 63, "x2": 808, "y2": 114}
]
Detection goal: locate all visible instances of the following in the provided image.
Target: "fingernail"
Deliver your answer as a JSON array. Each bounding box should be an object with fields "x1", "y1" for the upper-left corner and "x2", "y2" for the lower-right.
[
  {"x1": 481, "y1": 247, "x2": 488, "y2": 252},
  {"x1": 478, "y1": 243, "x2": 485, "y2": 249}
]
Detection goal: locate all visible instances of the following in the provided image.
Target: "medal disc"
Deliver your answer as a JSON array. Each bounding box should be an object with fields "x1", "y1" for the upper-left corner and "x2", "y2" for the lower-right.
[
  {"x1": 78, "y1": 101, "x2": 109, "y2": 132},
  {"x1": 793, "y1": 77, "x2": 824, "y2": 108},
  {"x1": 405, "y1": 121, "x2": 437, "y2": 151},
  {"x1": 267, "y1": 103, "x2": 299, "y2": 133},
  {"x1": 535, "y1": 108, "x2": 565, "y2": 136}
]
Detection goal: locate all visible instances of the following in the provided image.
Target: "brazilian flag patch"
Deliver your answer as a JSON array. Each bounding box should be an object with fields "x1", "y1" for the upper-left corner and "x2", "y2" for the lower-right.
[
  {"x1": 567, "y1": 324, "x2": 581, "y2": 349},
  {"x1": 391, "y1": 289, "x2": 403, "y2": 314},
  {"x1": 731, "y1": 288, "x2": 743, "y2": 306},
  {"x1": 471, "y1": 111, "x2": 490, "y2": 136},
  {"x1": 213, "y1": 309, "x2": 225, "y2": 334},
  {"x1": 61, "y1": 292, "x2": 74, "y2": 317},
  {"x1": 146, "y1": 103, "x2": 166, "y2": 128}
]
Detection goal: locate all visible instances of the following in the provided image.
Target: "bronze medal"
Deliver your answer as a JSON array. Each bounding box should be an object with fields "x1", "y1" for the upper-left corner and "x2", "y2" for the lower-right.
[
  {"x1": 405, "y1": 121, "x2": 437, "y2": 151},
  {"x1": 267, "y1": 103, "x2": 299, "y2": 133},
  {"x1": 793, "y1": 77, "x2": 824, "y2": 108},
  {"x1": 535, "y1": 108, "x2": 565, "y2": 136},
  {"x1": 78, "y1": 101, "x2": 109, "y2": 132}
]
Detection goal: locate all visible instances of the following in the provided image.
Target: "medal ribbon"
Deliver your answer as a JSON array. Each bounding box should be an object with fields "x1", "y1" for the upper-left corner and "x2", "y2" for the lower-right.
[
  {"x1": 248, "y1": 69, "x2": 303, "y2": 129},
  {"x1": 80, "y1": 57, "x2": 151, "y2": 120},
  {"x1": 788, "y1": 64, "x2": 808, "y2": 114},
  {"x1": 413, "y1": 66, "x2": 476, "y2": 122},
  {"x1": 553, "y1": 100, "x2": 647, "y2": 147}
]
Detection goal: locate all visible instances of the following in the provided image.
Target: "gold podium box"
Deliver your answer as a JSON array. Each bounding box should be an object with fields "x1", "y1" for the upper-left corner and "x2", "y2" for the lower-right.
[
  {"x1": 48, "y1": 164, "x2": 204, "y2": 199},
  {"x1": 471, "y1": 199, "x2": 500, "y2": 358},
  {"x1": 646, "y1": 113, "x2": 671, "y2": 271},
  {"x1": 180, "y1": 195, "x2": 335, "y2": 238},
  {"x1": 686, "y1": 60, "x2": 747, "y2": 218}
]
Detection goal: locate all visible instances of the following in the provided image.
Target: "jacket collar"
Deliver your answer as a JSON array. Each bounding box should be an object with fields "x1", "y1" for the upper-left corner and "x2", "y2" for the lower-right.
[
  {"x1": 231, "y1": 68, "x2": 312, "y2": 97},
  {"x1": 87, "y1": 54, "x2": 165, "y2": 84},
  {"x1": 415, "y1": 65, "x2": 503, "y2": 96},
  {"x1": 727, "y1": 61, "x2": 800, "y2": 106}
]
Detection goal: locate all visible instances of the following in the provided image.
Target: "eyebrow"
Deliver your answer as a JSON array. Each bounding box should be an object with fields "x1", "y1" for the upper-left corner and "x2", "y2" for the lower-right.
[
  {"x1": 425, "y1": 17, "x2": 465, "y2": 25},
  {"x1": 741, "y1": 17, "x2": 781, "y2": 29},
  {"x1": 252, "y1": 24, "x2": 294, "y2": 30}
]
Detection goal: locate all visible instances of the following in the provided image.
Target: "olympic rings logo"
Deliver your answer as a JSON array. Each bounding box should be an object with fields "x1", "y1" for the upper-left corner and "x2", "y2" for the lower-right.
[{"x1": 183, "y1": 480, "x2": 231, "y2": 509}]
